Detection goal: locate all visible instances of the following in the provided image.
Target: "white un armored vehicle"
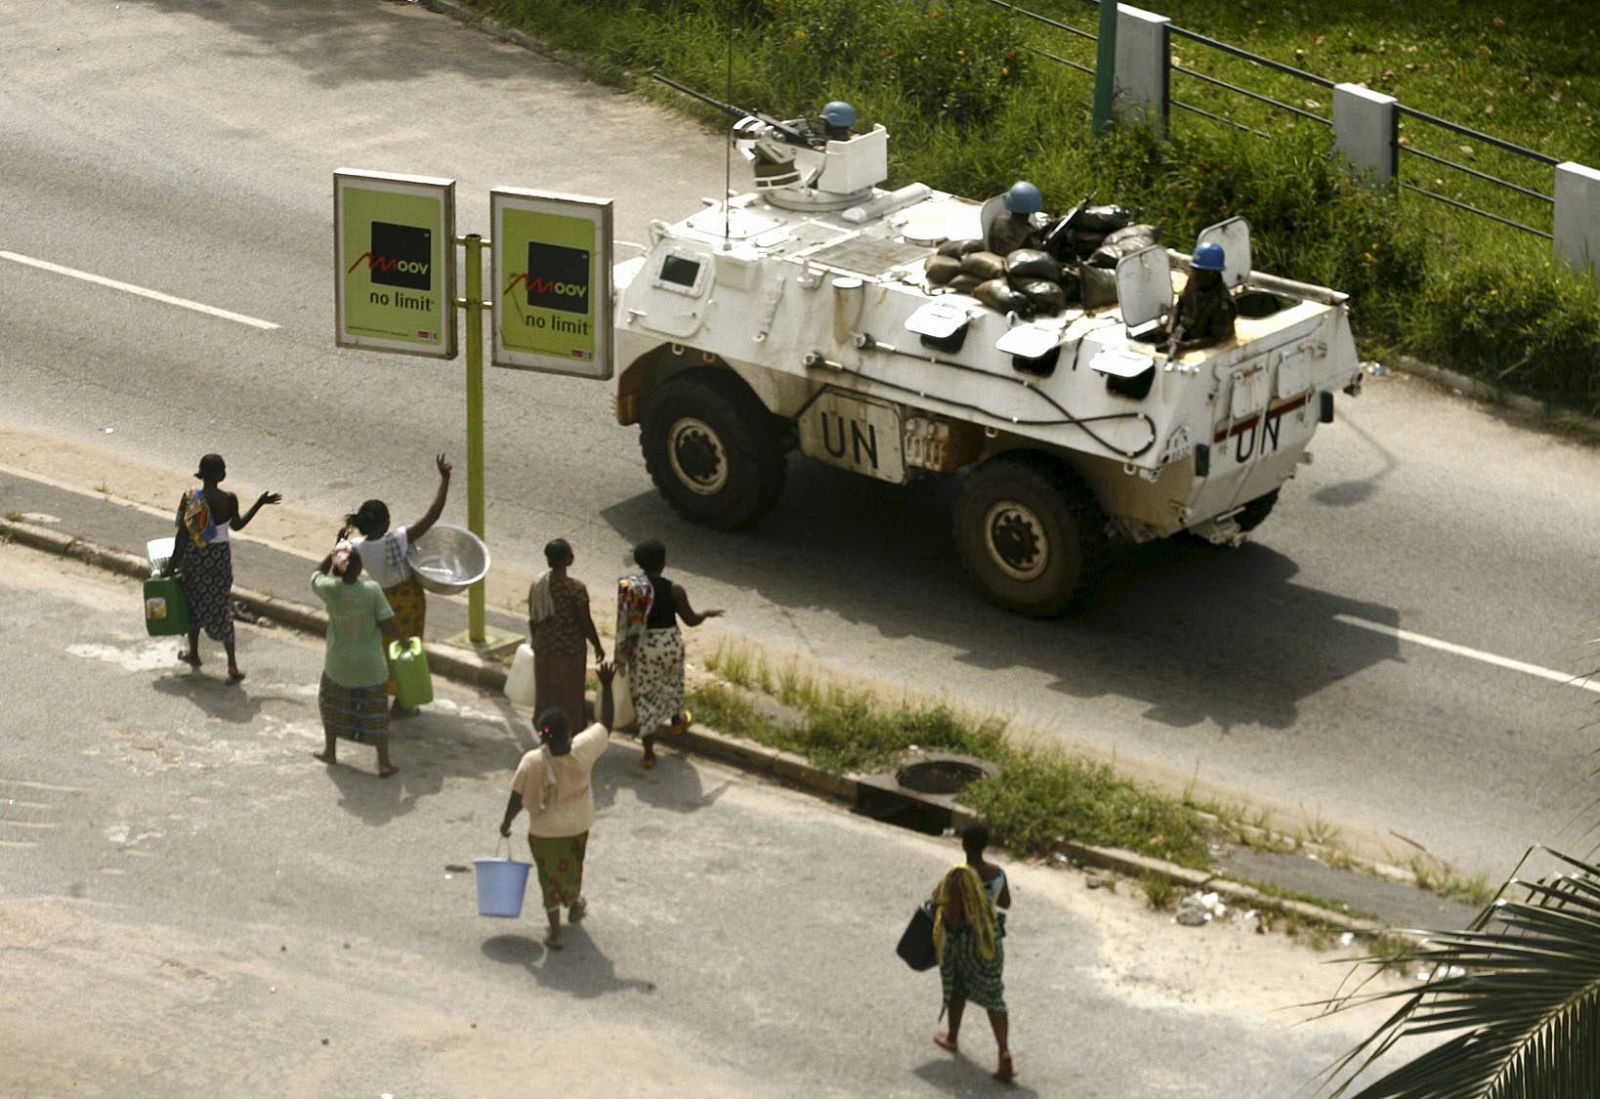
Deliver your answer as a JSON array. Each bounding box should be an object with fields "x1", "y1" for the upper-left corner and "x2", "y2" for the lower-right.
[{"x1": 612, "y1": 92, "x2": 1361, "y2": 616}]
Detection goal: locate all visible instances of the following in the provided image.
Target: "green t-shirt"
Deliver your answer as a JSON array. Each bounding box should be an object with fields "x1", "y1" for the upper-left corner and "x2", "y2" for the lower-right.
[{"x1": 312, "y1": 573, "x2": 394, "y2": 688}]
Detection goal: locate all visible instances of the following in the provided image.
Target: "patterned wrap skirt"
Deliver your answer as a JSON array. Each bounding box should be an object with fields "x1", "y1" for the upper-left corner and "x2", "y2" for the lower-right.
[
  {"x1": 318, "y1": 674, "x2": 391, "y2": 743},
  {"x1": 382, "y1": 573, "x2": 428, "y2": 696},
  {"x1": 630, "y1": 627, "x2": 684, "y2": 735},
  {"x1": 940, "y1": 927, "x2": 1007, "y2": 1013},
  {"x1": 179, "y1": 541, "x2": 234, "y2": 645},
  {"x1": 528, "y1": 832, "x2": 589, "y2": 910}
]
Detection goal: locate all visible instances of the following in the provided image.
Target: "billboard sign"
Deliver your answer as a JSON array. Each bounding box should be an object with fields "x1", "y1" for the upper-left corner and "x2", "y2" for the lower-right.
[
  {"x1": 491, "y1": 188, "x2": 613, "y2": 378},
  {"x1": 334, "y1": 169, "x2": 456, "y2": 358}
]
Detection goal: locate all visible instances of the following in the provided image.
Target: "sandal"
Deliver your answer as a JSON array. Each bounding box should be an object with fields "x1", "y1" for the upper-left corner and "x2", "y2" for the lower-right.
[
  {"x1": 640, "y1": 755, "x2": 657, "y2": 770},
  {"x1": 994, "y1": 1052, "x2": 1015, "y2": 1084},
  {"x1": 933, "y1": 1031, "x2": 958, "y2": 1054}
]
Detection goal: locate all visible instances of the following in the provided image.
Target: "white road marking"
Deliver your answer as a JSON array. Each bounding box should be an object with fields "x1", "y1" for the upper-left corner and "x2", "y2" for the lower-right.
[
  {"x1": 0, "y1": 250, "x2": 279, "y2": 330},
  {"x1": 1335, "y1": 614, "x2": 1600, "y2": 694},
  {"x1": 0, "y1": 778, "x2": 86, "y2": 793}
]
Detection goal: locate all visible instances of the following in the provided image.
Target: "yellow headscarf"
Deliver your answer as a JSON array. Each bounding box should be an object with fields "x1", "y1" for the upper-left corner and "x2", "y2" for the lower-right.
[{"x1": 931, "y1": 864, "x2": 997, "y2": 963}]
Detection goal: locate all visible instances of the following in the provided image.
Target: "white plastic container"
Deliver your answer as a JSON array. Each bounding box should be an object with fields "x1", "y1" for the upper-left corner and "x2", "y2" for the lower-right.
[{"x1": 504, "y1": 642, "x2": 537, "y2": 709}]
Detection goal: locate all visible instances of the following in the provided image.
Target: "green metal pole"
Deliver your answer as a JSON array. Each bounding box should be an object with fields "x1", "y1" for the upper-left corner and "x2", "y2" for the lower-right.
[
  {"x1": 462, "y1": 233, "x2": 487, "y2": 644},
  {"x1": 1092, "y1": 0, "x2": 1118, "y2": 136}
]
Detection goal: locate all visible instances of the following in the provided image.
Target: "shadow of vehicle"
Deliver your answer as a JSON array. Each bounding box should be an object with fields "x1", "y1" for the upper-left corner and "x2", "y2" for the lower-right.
[{"x1": 600, "y1": 459, "x2": 1401, "y2": 735}]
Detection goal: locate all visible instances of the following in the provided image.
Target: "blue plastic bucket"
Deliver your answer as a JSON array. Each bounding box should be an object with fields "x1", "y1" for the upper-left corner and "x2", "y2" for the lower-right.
[{"x1": 472, "y1": 857, "x2": 532, "y2": 918}]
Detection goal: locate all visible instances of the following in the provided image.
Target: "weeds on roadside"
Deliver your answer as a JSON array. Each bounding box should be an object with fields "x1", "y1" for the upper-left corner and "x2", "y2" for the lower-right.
[{"x1": 1141, "y1": 873, "x2": 1177, "y2": 911}]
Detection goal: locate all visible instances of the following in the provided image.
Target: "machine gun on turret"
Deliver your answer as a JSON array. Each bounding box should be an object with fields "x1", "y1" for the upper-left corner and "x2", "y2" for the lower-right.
[{"x1": 652, "y1": 73, "x2": 828, "y2": 190}]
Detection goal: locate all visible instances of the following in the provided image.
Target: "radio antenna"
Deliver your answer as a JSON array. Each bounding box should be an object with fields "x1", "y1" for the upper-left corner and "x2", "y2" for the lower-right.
[{"x1": 722, "y1": 5, "x2": 735, "y2": 248}]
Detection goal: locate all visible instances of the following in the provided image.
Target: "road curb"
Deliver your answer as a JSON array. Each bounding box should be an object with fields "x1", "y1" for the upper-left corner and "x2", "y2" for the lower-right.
[{"x1": 3, "y1": 514, "x2": 1406, "y2": 938}]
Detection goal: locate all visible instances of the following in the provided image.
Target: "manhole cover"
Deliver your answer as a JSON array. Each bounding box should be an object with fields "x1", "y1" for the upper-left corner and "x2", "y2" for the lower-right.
[{"x1": 896, "y1": 759, "x2": 986, "y2": 796}]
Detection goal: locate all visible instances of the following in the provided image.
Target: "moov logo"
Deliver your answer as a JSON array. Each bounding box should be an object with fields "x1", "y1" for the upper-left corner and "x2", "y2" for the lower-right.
[
  {"x1": 347, "y1": 221, "x2": 433, "y2": 291},
  {"x1": 526, "y1": 242, "x2": 590, "y2": 314}
]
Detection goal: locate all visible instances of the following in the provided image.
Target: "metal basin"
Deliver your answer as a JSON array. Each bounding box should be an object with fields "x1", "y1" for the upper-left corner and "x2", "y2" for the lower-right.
[{"x1": 406, "y1": 523, "x2": 491, "y2": 595}]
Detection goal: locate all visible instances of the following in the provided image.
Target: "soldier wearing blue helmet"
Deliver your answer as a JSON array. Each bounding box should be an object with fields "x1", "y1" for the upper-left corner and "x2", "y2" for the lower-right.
[
  {"x1": 1169, "y1": 241, "x2": 1237, "y2": 353},
  {"x1": 986, "y1": 180, "x2": 1049, "y2": 255},
  {"x1": 819, "y1": 100, "x2": 856, "y2": 142}
]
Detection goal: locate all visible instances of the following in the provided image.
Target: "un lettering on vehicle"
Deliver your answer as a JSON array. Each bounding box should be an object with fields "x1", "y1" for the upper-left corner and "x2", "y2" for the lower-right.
[{"x1": 797, "y1": 392, "x2": 905, "y2": 484}]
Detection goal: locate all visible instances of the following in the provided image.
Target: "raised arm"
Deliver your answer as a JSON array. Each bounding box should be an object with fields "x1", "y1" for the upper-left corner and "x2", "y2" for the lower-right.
[
  {"x1": 673, "y1": 584, "x2": 724, "y2": 628},
  {"x1": 231, "y1": 489, "x2": 282, "y2": 530},
  {"x1": 406, "y1": 454, "x2": 453, "y2": 542}
]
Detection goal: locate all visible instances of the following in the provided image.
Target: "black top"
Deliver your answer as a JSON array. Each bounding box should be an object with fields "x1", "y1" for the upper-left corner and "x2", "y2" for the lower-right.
[{"x1": 646, "y1": 575, "x2": 678, "y2": 629}]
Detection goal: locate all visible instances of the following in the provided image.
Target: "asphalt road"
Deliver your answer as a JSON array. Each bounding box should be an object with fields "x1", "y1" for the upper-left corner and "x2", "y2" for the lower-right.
[
  {"x1": 5, "y1": 0, "x2": 1600, "y2": 880},
  {"x1": 0, "y1": 544, "x2": 1409, "y2": 1097}
]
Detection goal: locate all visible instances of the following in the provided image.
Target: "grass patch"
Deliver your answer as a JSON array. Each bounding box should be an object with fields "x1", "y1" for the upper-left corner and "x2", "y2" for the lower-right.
[
  {"x1": 689, "y1": 645, "x2": 1212, "y2": 867},
  {"x1": 4, "y1": 510, "x2": 22, "y2": 523},
  {"x1": 1141, "y1": 873, "x2": 1177, "y2": 911},
  {"x1": 468, "y1": 0, "x2": 1600, "y2": 414},
  {"x1": 1407, "y1": 855, "x2": 1497, "y2": 908}
]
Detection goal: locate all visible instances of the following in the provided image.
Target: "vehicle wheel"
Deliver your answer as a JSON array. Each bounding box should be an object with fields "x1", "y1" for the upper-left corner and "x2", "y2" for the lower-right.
[
  {"x1": 954, "y1": 454, "x2": 1109, "y2": 617},
  {"x1": 1235, "y1": 488, "x2": 1280, "y2": 533},
  {"x1": 640, "y1": 370, "x2": 786, "y2": 529}
]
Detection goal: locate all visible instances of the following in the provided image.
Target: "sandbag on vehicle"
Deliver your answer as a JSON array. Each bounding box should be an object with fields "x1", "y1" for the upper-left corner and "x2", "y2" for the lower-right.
[
  {"x1": 1011, "y1": 277, "x2": 1067, "y2": 315},
  {"x1": 937, "y1": 237, "x2": 986, "y2": 258},
  {"x1": 1089, "y1": 235, "x2": 1160, "y2": 269},
  {"x1": 973, "y1": 278, "x2": 1032, "y2": 316},
  {"x1": 1075, "y1": 203, "x2": 1134, "y2": 234},
  {"x1": 1055, "y1": 226, "x2": 1106, "y2": 260},
  {"x1": 960, "y1": 250, "x2": 1007, "y2": 281},
  {"x1": 925, "y1": 254, "x2": 962, "y2": 285},
  {"x1": 1079, "y1": 264, "x2": 1119, "y2": 309},
  {"x1": 1004, "y1": 248, "x2": 1062, "y2": 282},
  {"x1": 1103, "y1": 222, "x2": 1162, "y2": 248},
  {"x1": 945, "y1": 272, "x2": 983, "y2": 294}
]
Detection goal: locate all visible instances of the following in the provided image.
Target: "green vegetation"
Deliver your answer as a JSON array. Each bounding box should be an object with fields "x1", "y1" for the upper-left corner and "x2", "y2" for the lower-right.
[
  {"x1": 697, "y1": 642, "x2": 1212, "y2": 866},
  {"x1": 467, "y1": 0, "x2": 1600, "y2": 414},
  {"x1": 1140, "y1": 872, "x2": 1177, "y2": 911}
]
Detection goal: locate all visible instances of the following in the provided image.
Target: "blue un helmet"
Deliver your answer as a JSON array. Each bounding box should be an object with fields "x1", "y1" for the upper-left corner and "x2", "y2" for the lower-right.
[
  {"x1": 1191, "y1": 242, "x2": 1227, "y2": 271},
  {"x1": 1003, "y1": 180, "x2": 1043, "y2": 215},
  {"x1": 820, "y1": 101, "x2": 857, "y2": 129}
]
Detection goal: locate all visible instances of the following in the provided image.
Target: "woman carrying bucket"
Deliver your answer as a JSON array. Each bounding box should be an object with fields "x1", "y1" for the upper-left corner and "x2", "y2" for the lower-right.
[{"x1": 499, "y1": 661, "x2": 616, "y2": 950}]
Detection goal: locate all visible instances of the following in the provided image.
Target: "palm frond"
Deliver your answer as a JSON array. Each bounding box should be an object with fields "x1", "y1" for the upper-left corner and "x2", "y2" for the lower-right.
[{"x1": 1314, "y1": 847, "x2": 1600, "y2": 1099}]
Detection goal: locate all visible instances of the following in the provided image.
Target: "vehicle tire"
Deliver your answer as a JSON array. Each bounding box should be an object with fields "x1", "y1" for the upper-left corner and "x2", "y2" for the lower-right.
[
  {"x1": 640, "y1": 370, "x2": 786, "y2": 530},
  {"x1": 1235, "y1": 488, "x2": 1280, "y2": 532},
  {"x1": 954, "y1": 454, "x2": 1110, "y2": 617}
]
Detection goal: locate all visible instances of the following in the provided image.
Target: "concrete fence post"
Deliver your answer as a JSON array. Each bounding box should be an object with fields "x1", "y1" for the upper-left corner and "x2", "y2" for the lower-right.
[
  {"x1": 1113, "y1": 4, "x2": 1171, "y2": 133},
  {"x1": 1554, "y1": 162, "x2": 1600, "y2": 276},
  {"x1": 1332, "y1": 83, "x2": 1398, "y2": 185}
]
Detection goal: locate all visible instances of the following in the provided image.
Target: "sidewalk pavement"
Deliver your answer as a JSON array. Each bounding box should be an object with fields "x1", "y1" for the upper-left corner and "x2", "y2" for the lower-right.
[
  {"x1": 0, "y1": 466, "x2": 1481, "y2": 934},
  {"x1": 1, "y1": 542, "x2": 1410, "y2": 1097}
]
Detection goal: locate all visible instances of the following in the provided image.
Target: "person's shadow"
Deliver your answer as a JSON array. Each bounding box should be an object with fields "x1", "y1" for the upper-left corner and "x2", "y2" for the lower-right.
[
  {"x1": 151, "y1": 671, "x2": 270, "y2": 724},
  {"x1": 590, "y1": 740, "x2": 735, "y2": 817},
  {"x1": 912, "y1": 1056, "x2": 1043, "y2": 1097},
  {"x1": 321, "y1": 757, "x2": 430, "y2": 825},
  {"x1": 481, "y1": 929, "x2": 656, "y2": 999}
]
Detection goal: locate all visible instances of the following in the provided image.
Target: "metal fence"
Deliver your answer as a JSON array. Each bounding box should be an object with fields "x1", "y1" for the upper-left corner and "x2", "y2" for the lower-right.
[{"x1": 982, "y1": 0, "x2": 1572, "y2": 247}]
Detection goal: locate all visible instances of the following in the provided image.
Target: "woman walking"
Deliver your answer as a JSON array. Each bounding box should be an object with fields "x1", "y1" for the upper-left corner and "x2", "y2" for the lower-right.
[
  {"x1": 528, "y1": 538, "x2": 605, "y2": 729},
  {"x1": 311, "y1": 538, "x2": 403, "y2": 777},
  {"x1": 615, "y1": 539, "x2": 722, "y2": 769},
  {"x1": 931, "y1": 822, "x2": 1015, "y2": 1083},
  {"x1": 500, "y1": 661, "x2": 616, "y2": 950},
  {"x1": 167, "y1": 453, "x2": 280, "y2": 682},
  {"x1": 346, "y1": 454, "x2": 452, "y2": 717}
]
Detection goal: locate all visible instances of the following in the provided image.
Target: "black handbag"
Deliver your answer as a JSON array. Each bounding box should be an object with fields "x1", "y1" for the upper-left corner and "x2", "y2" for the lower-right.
[{"x1": 896, "y1": 901, "x2": 938, "y2": 971}]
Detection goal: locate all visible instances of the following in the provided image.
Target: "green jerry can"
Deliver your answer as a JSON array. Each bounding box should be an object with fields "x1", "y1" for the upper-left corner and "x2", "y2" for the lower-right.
[
  {"x1": 143, "y1": 575, "x2": 190, "y2": 637},
  {"x1": 389, "y1": 637, "x2": 434, "y2": 708}
]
